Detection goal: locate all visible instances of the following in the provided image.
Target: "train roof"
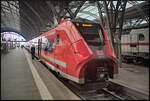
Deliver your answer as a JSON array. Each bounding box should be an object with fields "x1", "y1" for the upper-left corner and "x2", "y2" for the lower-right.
[{"x1": 130, "y1": 28, "x2": 149, "y2": 34}]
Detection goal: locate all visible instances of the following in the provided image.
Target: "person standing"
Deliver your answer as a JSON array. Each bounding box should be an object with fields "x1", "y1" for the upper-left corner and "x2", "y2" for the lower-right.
[
  {"x1": 21, "y1": 45, "x2": 24, "y2": 49},
  {"x1": 31, "y1": 45, "x2": 35, "y2": 60}
]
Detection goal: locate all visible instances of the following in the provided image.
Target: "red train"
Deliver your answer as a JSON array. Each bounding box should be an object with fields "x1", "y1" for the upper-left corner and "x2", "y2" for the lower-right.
[{"x1": 25, "y1": 19, "x2": 118, "y2": 85}]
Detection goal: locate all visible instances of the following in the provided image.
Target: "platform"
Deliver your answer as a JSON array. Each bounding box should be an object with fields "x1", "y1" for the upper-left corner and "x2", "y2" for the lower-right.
[
  {"x1": 110, "y1": 63, "x2": 149, "y2": 96},
  {"x1": 1, "y1": 47, "x2": 80, "y2": 100}
]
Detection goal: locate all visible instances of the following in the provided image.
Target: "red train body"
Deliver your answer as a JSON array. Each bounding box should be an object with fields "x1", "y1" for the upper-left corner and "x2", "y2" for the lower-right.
[{"x1": 25, "y1": 19, "x2": 118, "y2": 84}]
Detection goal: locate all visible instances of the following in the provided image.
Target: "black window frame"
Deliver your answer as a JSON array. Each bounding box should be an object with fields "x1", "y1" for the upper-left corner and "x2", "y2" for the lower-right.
[{"x1": 56, "y1": 34, "x2": 59, "y2": 45}]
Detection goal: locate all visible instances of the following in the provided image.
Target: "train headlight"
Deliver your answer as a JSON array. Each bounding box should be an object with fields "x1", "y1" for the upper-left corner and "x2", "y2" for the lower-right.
[
  {"x1": 97, "y1": 67, "x2": 108, "y2": 80},
  {"x1": 100, "y1": 74, "x2": 105, "y2": 78}
]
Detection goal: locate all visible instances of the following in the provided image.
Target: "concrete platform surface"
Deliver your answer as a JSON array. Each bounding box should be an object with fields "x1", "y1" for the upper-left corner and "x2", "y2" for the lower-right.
[
  {"x1": 23, "y1": 49, "x2": 80, "y2": 100},
  {"x1": 111, "y1": 63, "x2": 149, "y2": 95},
  {"x1": 1, "y1": 48, "x2": 41, "y2": 100},
  {"x1": 1, "y1": 48, "x2": 80, "y2": 100}
]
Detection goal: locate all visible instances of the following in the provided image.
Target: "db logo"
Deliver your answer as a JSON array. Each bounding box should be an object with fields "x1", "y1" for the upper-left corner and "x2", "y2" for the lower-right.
[{"x1": 96, "y1": 50, "x2": 104, "y2": 55}]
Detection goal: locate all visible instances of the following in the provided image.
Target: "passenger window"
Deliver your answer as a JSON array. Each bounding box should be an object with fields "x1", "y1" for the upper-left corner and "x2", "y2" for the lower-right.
[
  {"x1": 45, "y1": 39, "x2": 54, "y2": 52},
  {"x1": 42, "y1": 37, "x2": 48, "y2": 50},
  {"x1": 139, "y1": 34, "x2": 144, "y2": 41},
  {"x1": 56, "y1": 34, "x2": 59, "y2": 45}
]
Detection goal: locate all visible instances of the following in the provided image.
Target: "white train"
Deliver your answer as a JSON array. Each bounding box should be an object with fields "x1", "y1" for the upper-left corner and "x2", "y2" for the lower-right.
[{"x1": 121, "y1": 28, "x2": 149, "y2": 64}]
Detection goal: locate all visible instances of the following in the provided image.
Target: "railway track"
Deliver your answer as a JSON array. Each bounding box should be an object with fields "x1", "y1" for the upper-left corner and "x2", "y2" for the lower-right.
[
  {"x1": 108, "y1": 80, "x2": 149, "y2": 100},
  {"x1": 57, "y1": 76, "x2": 149, "y2": 100},
  {"x1": 39, "y1": 60, "x2": 149, "y2": 100},
  {"x1": 59, "y1": 79, "x2": 125, "y2": 100}
]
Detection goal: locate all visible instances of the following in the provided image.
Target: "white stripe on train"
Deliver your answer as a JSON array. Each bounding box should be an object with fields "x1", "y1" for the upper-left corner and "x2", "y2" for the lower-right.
[
  {"x1": 41, "y1": 53, "x2": 66, "y2": 68},
  {"x1": 41, "y1": 53, "x2": 84, "y2": 84}
]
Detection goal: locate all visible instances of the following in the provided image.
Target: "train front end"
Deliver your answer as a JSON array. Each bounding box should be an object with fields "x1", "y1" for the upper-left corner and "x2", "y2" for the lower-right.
[{"x1": 72, "y1": 20, "x2": 118, "y2": 85}]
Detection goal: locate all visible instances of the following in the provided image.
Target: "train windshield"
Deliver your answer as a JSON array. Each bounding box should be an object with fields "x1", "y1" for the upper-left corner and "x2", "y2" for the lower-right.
[{"x1": 73, "y1": 22, "x2": 105, "y2": 46}]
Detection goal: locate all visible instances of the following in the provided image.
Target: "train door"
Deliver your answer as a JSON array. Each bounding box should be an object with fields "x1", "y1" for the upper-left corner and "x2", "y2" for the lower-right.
[
  {"x1": 38, "y1": 38, "x2": 41, "y2": 58},
  {"x1": 138, "y1": 33, "x2": 146, "y2": 58},
  {"x1": 138, "y1": 29, "x2": 149, "y2": 60}
]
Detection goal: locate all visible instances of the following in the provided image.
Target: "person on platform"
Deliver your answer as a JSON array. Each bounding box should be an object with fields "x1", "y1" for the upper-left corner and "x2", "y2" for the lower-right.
[
  {"x1": 21, "y1": 45, "x2": 24, "y2": 49},
  {"x1": 31, "y1": 45, "x2": 35, "y2": 60}
]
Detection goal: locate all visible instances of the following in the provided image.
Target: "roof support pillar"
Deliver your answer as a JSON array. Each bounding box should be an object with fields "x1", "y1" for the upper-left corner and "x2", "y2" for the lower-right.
[
  {"x1": 103, "y1": 1, "x2": 127, "y2": 68},
  {"x1": 97, "y1": 1, "x2": 105, "y2": 26}
]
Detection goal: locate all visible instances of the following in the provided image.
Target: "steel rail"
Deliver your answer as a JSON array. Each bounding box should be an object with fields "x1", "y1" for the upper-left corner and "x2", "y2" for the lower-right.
[{"x1": 108, "y1": 80, "x2": 149, "y2": 100}]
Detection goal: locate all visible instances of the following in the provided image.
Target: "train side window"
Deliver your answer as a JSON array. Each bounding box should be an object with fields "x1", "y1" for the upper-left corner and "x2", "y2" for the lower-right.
[
  {"x1": 44, "y1": 39, "x2": 54, "y2": 52},
  {"x1": 42, "y1": 37, "x2": 48, "y2": 50},
  {"x1": 47, "y1": 39, "x2": 54, "y2": 52},
  {"x1": 139, "y1": 34, "x2": 144, "y2": 41},
  {"x1": 56, "y1": 34, "x2": 59, "y2": 45}
]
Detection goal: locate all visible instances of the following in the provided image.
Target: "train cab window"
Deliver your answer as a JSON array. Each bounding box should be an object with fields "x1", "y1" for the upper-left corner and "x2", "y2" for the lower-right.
[
  {"x1": 139, "y1": 34, "x2": 144, "y2": 41},
  {"x1": 44, "y1": 39, "x2": 54, "y2": 52},
  {"x1": 74, "y1": 23, "x2": 105, "y2": 46},
  {"x1": 56, "y1": 34, "x2": 59, "y2": 45}
]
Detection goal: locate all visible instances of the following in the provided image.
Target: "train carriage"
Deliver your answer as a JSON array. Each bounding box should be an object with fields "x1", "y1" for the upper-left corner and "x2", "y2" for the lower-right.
[
  {"x1": 121, "y1": 28, "x2": 149, "y2": 64},
  {"x1": 25, "y1": 19, "x2": 118, "y2": 85}
]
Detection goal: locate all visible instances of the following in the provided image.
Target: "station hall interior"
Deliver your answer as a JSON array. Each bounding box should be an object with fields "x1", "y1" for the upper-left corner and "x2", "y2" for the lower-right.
[{"x1": 1, "y1": 0, "x2": 149, "y2": 100}]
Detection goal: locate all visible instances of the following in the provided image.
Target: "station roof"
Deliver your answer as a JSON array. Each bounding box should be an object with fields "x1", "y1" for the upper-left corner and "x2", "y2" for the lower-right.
[
  {"x1": 1, "y1": 1, "x2": 149, "y2": 41},
  {"x1": 75, "y1": 1, "x2": 148, "y2": 20}
]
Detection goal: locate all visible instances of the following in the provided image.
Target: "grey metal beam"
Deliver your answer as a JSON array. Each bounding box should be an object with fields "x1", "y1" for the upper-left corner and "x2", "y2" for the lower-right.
[
  {"x1": 97, "y1": 1, "x2": 105, "y2": 25},
  {"x1": 79, "y1": 11, "x2": 99, "y2": 19},
  {"x1": 22, "y1": 1, "x2": 45, "y2": 27},
  {"x1": 103, "y1": 1, "x2": 127, "y2": 68},
  {"x1": 4, "y1": 3, "x2": 36, "y2": 35},
  {"x1": 1, "y1": 1, "x2": 38, "y2": 39},
  {"x1": 65, "y1": 7, "x2": 75, "y2": 19},
  {"x1": 46, "y1": 1, "x2": 60, "y2": 24},
  {"x1": 128, "y1": 1, "x2": 149, "y2": 23},
  {"x1": 19, "y1": 1, "x2": 43, "y2": 36},
  {"x1": 20, "y1": 1, "x2": 50, "y2": 38},
  {"x1": 1, "y1": 12, "x2": 9, "y2": 27},
  {"x1": 1, "y1": 5, "x2": 12, "y2": 27},
  {"x1": 74, "y1": 1, "x2": 85, "y2": 18},
  {"x1": 6, "y1": 0, "x2": 19, "y2": 31}
]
